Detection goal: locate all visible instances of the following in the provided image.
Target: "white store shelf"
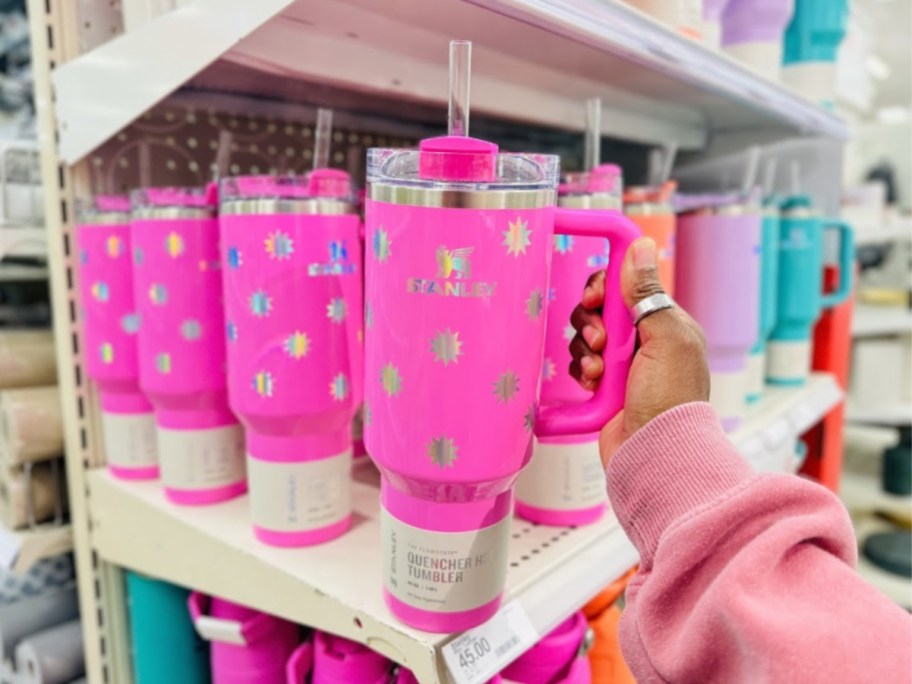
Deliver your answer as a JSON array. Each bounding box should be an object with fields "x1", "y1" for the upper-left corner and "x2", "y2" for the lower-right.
[
  {"x1": 730, "y1": 372, "x2": 844, "y2": 472},
  {"x1": 52, "y1": 0, "x2": 848, "y2": 163},
  {"x1": 0, "y1": 523, "x2": 73, "y2": 574},
  {"x1": 852, "y1": 305, "x2": 912, "y2": 338},
  {"x1": 851, "y1": 515, "x2": 912, "y2": 609},
  {"x1": 846, "y1": 402, "x2": 912, "y2": 428},
  {"x1": 88, "y1": 462, "x2": 638, "y2": 683},
  {"x1": 84, "y1": 372, "x2": 841, "y2": 683},
  {"x1": 0, "y1": 226, "x2": 47, "y2": 261},
  {"x1": 839, "y1": 470, "x2": 912, "y2": 519}
]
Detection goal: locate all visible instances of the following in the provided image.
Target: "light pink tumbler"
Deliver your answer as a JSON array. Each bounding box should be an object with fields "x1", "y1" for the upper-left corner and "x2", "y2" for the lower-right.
[
  {"x1": 219, "y1": 172, "x2": 362, "y2": 546},
  {"x1": 500, "y1": 611, "x2": 592, "y2": 683},
  {"x1": 189, "y1": 593, "x2": 299, "y2": 684},
  {"x1": 675, "y1": 195, "x2": 761, "y2": 432},
  {"x1": 515, "y1": 165, "x2": 623, "y2": 527},
  {"x1": 131, "y1": 186, "x2": 246, "y2": 504},
  {"x1": 76, "y1": 195, "x2": 157, "y2": 479},
  {"x1": 365, "y1": 136, "x2": 638, "y2": 632}
]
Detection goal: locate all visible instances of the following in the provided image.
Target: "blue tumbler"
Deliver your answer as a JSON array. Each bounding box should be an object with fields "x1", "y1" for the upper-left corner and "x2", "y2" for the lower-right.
[
  {"x1": 126, "y1": 572, "x2": 210, "y2": 684},
  {"x1": 746, "y1": 200, "x2": 780, "y2": 403},
  {"x1": 782, "y1": 0, "x2": 848, "y2": 106},
  {"x1": 767, "y1": 195, "x2": 853, "y2": 386}
]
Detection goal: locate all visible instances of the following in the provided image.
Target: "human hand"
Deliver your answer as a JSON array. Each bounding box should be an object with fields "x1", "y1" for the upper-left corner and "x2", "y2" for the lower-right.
[{"x1": 569, "y1": 237, "x2": 710, "y2": 467}]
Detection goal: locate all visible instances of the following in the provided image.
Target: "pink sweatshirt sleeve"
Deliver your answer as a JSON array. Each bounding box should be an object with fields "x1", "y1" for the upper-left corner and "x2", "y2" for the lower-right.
[{"x1": 607, "y1": 402, "x2": 912, "y2": 683}]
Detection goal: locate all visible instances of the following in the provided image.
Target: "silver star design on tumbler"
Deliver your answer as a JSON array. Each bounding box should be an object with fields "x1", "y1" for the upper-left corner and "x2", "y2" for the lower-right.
[
  {"x1": 493, "y1": 371, "x2": 520, "y2": 404},
  {"x1": 430, "y1": 329, "x2": 463, "y2": 366},
  {"x1": 503, "y1": 217, "x2": 532, "y2": 257},
  {"x1": 526, "y1": 289, "x2": 544, "y2": 320},
  {"x1": 427, "y1": 435, "x2": 458, "y2": 468}
]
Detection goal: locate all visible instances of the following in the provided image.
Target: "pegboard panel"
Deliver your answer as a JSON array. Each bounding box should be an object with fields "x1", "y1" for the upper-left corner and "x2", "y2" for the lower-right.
[
  {"x1": 77, "y1": 0, "x2": 125, "y2": 52},
  {"x1": 88, "y1": 96, "x2": 421, "y2": 195}
]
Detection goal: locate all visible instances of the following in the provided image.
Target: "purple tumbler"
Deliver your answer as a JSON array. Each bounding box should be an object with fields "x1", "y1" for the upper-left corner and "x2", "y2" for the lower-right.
[
  {"x1": 675, "y1": 194, "x2": 761, "y2": 431},
  {"x1": 702, "y1": 0, "x2": 733, "y2": 49},
  {"x1": 722, "y1": 0, "x2": 795, "y2": 81}
]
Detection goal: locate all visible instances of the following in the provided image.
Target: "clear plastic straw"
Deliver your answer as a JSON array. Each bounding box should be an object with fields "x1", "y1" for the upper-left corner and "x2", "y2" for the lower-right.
[
  {"x1": 762, "y1": 158, "x2": 778, "y2": 197},
  {"x1": 741, "y1": 146, "x2": 761, "y2": 195},
  {"x1": 138, "y1": 141, "x2": 152, "y2": 188},
  {"x1": 313, "y1": 108, "x2": 333, "y2": 171},
  {"x1": 584, "y1": 98, "x2": 602, "y2": 172},
  {"x1": 448, "y1": 40, "x2": 472, "y2": 137},
  {"x1": 212, "y1": 130, "x2": 233, "y2": 180},
  {"x1": 658, "y1": 142, "x2": 678, "y2": 186},
  {"x1": 790, "y1": 161, "x2": 801, "y2": 195}
]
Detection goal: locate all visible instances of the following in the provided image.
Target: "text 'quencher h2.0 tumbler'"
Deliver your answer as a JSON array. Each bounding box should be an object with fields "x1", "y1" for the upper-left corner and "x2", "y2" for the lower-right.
[
  {"x1": 131, "y1": 185, "x2": 246, "y2": 505},
  {"x1": 767, "y1": 194, "x2": 853, "y2": 386},
  {"x1": 219, "y1": 147, "x2": 363, "y2": 547},
  {"x1": 364, "y1": 41, "x2": 639, "y2": 632},
  {"x1": 76, "y1": 195, "x2": 158, "y2": 479},
  {"x1": 515, "y1": 98, "x2": 617, "y2": 527}
]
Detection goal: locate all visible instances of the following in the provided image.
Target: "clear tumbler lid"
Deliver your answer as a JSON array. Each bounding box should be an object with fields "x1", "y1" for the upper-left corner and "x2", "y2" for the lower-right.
[
  {"x1": 130, "y1": 185, "x2": 217, "y2": 215},
  {"x1": 76, "y1": 194, "x2": 131, "y2": 224},
  {"x1": 219, "y1": 170, "x2": 355, "y2": 202},
  {"x1": 560, "y1": 164, "x2": 623, "y2": 201},
  {"x1": 367, "y1": 136, "x2": 559, "y2": 192}
]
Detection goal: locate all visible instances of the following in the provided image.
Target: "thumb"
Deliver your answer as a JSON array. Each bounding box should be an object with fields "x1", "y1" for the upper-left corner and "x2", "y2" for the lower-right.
[{"x1": 621, "y1": 237, "x2": 673, "y2": 343}]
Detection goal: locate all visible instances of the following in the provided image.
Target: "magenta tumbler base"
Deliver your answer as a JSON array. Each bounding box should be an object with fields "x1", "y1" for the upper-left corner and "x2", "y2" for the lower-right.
[
  {"x1": 383, "y1": 589, "x2": 502, "y2": 633},
  {"x1": 164, "y1": 481, "x2": 247, "y2": 506},
  {"x1": 109, "y1": 464, "x2": 159, "y2": 481},
  {"x1": 253, "y1": 516, "x2": 351, "y2": 547},
  {"x1": 513, "y1": 500, "x2": 606, "y2": 527}
]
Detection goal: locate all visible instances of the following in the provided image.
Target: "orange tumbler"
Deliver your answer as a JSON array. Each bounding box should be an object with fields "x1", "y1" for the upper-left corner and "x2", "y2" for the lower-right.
[{"x1": 624, "y1": 181, "x2": 677, "y2": 294}]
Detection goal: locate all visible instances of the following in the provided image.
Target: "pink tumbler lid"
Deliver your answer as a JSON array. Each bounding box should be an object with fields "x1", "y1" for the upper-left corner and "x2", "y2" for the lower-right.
[
  {"x1": 312, "y1": 631, "x2": 392, "y2": 684},
  {"x1": 220, "y1": 171, "x2": 355, "y2": 202},
  {"x1": 418, "y1": 135, "x2": 498, "y2": 182},
  {"x1": 560, "y1": 164, "x2": 623, "y2": 196}
]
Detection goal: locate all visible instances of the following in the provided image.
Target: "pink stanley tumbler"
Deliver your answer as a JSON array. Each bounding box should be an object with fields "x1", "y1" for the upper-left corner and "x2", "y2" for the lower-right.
[
  {"x1": 364, "y1": 42, "x2": 638, "y2": 632},
  {"x1": 189, "y1": 593, "x2": 299, "y2": 684},
  {"x1": 500, "y1": 612, "x2": 593, "y2": 684},
  {"x1": 219, "y1": 170, "x2": 362, "y2": 546},
  {"x1": 76, "y1": 195, "x2": 157, "y2": 479},
  {"x1": 515, "y1": 160, "x2": 622, "y2": 526},
  {"x1": 675, "y1": 193, "x2": 761, "y2": 432},
  {"x1": 131, "y1": 186, "x2": 246, "y2": 504}
]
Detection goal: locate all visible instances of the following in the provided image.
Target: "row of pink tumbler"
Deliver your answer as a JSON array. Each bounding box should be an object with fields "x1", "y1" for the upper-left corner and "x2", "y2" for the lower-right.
[
  {"x1": 76, "y1": 172, "x2": 363, "y2": 549},
  {"x1": 190, "y1": 592, "x2": 593, "y2": 684}
]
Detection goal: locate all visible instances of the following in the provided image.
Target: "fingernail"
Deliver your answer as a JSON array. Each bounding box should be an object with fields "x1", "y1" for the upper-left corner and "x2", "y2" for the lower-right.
[
  {"x1": 580, "y1": 355, "x2": 595, "y2": 375},
  {"x1": 582, "y1": 325, "x2": 598, "y2": 346},
  {"x1": 633, "y1": 238, "x2": 657, "y2": 271}
]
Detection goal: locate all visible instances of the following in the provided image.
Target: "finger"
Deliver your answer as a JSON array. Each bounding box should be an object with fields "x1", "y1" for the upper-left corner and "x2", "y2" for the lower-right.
[
  {"x1": 569, "y1": 335, "x2": 604, "y2": 381},
  {"x1": 569, "y1": 358, "x2": 598, "y2": 391},
  {"x1": 570, "y1": 305, "x2": 606, "y2": 352},
  {"x1": 621, "y1": 237, "x2": 678, "y2": 344},
  {"x1": 581, "y1": 270, "x2": 606, "y2": 310}
]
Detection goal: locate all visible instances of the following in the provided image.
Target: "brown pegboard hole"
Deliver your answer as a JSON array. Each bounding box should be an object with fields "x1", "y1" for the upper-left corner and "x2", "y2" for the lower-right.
[
  {"x1": 512, "y1": 533, "x2": 521, "y2": 539},
  {"x1": 333, "y1": 131, "x2": 343, "y2": 143},
  {"x1": 230, "y1": 164, "x2": 240, "y2": 174},
  {"x1": 188, "y1": 137, "x2": 198, "y2": 149},
  {"x1": 348, "y1": 133, "x2": 359, "y2": 144},
  {"x1": 267, "y1": 145, "x2": 277, "y2": 155},
  {"x1": 186, "y1": 112, "x2": 197, "y2": 123},
  {"x1": 250, "y1": 165, "x2": 260, "y2": 174},
  {"x1": 248, "y1": 121, "x2": 259, "y2": 132},
  {"x1": 284, "y1": 125, "x2": 295, "y2": 136},
  {"x1": 188, "y1": 161, "x2": 199, "y2": 173},
  {"x1": 267, "y1": 123, "x2": 277, "y2": 134},
  {"x1": 531, "y1": 548, "x2": 540, "y2": 554},
  {"x1": 165, "y1": 111, "x2": 176, "y2": 122},
  {"x1": 302, "y1": 127, "x2": 312, "y2": 138},
  {"x1": 92, "y1": 156, "x2": 103, "y2": 167},
  {"x1": 510, "y1": 562, "x2": 519, "y2": 568},
  {"x1": 249, "y1": 143, "x2": 259, "y2": 153},
  {"x1": 166, "y1": 160, "x2": 176, "y2": 171},
  {"x1": 166, "y1": 136, "x2": 175, "y2": 146},
  {"x1": 347, "y1": 31, "x2": 359, "y2": 39},
  {"x1": 542, "y1": 542, "x2": 550, "y2": 548},
  {"x1": 228, "y1": 118, "x2": 239, "y2": 129},
  {"x1": 285, "y1": 147, "x2": 295, "y2": 158},
  {"x1": 303, "y1": 149, "x2": 313, "y2": 160},
  {"x1": 521, "y1": 555, "x2": 530, "y2": 561},
  {"x1": 208, "y1": 139, "x2": 219, "y2": 151},
  {"x1": 333, "y1": 152, "x2": 344, "y2": 163},
  {"x1": 118, "y1": 158, "x2": 128, "y2": 168}
]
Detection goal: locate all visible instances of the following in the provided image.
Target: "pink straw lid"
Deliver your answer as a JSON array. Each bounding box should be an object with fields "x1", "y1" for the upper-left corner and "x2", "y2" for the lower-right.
[{"x1": 131, "y1": 184, "x2": 217, "y2": 209}]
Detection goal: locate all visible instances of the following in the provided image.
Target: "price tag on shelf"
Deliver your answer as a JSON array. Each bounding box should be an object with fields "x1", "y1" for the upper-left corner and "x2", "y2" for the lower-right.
[{"x1": 443, "y1": 600, "x2": 538, "y2": 684}]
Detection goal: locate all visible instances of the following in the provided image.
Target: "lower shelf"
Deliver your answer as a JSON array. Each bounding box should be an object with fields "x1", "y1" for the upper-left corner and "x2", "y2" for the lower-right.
[
  {"x1": 85, "y1": 372, "x2": 841, "y2": 683},
  {"x1": 0, "y1": 523, "x2": 73, "y2": 574},
  {"x1": 88, "y1": 463, "x2": 637, "y2": 683}
]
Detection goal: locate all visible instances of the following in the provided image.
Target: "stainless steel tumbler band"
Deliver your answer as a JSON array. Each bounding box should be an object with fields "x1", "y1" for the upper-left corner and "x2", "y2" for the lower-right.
[{"x1": 631, "y1": 293, "x2": 675, "y2": 326}]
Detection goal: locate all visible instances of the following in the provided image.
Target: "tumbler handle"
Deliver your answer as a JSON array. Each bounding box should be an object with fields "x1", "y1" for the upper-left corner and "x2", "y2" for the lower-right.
[
  {"x1": 535, "y1": 209, "x2": 640, "y2": 437},
  {"x1": 820, "y1": 219, "x2": 854, "y2": 309}
]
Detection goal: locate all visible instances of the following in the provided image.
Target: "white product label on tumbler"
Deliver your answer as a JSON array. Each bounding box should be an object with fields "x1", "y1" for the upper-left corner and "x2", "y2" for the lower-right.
[
  {"x1": 382, "y1": 509, "x2": 511, "y2": 613},
  {"x1": 101, "y1": 411, "x2": 158, "y2": 470},
  {"x1": 157, "y1": 424, "x2": 246, "y2": 491},
  {"x1": 247, "y1": 451, "x2": 351, "y2": 532},
  {"x1": 515, "y1": 439, "x2": 606, "y2": 511},
  {"x1": 443, "y1": 600, "x2": 539, "y2": 684},
  {"x1": 767, "y1": 340, "x2": 811, "y2": 383}
]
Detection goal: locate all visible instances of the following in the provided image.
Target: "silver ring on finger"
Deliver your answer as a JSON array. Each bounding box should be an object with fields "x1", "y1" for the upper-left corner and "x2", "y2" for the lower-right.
[{"x1": 631, "y1": 293, "x2": 675, "y2": 326}]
